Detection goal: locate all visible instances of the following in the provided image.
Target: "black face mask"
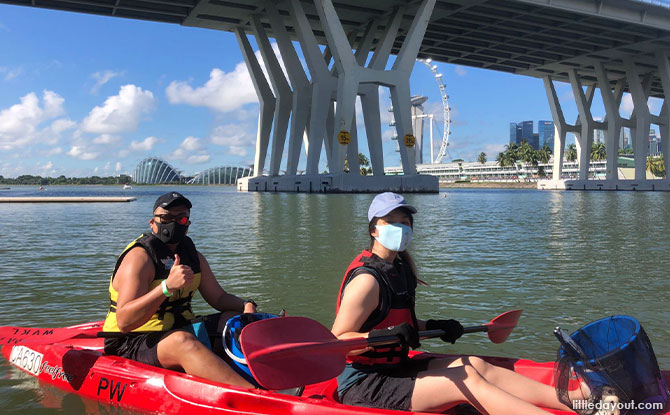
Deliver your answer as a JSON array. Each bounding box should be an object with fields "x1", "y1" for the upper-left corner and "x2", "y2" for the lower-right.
[{"x1": 154, "y1": 221, "x2": 188, "y2": 245}]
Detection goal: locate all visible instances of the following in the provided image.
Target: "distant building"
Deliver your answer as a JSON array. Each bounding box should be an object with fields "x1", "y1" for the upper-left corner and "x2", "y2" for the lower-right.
[
  {"x1": 188, "y1": 166, "x2": 253, "y2": 185},
  {"x1": 133, "y1": 157, "x2": 182, "y2": 184},
  {"x1": 538, "y1": 120, "x2": 554, "y2": 149},
  {"x1": 531, "y1": 133, "x2": 540, "y2": 150},
  {"x1": 509, "y1": 120, "x2": 540, "y2": 149},
  {"x1": 509, "y1": 123, "x2": 521, "y2": 144},
  {"x1": 594, "y1": 129, "x2": 605, "y2": 144}
]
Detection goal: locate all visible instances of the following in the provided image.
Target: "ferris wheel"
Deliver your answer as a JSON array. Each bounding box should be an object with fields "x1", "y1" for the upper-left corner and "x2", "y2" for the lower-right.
[
  {"x1": 389, "y1": 58, "x2": 452, "y2": 163},
  {"x1": 417, "y1": 58, "x2": 452, "y2": 163}
]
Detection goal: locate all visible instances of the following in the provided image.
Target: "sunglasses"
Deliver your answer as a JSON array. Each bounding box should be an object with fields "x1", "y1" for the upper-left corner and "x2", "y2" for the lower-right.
[{"x1": 154, "y1": 214, "x2": 189, "y2": 225}]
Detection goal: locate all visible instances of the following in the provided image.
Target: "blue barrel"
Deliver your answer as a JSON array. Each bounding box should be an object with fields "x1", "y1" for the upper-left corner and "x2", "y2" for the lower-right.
[
  {"x1": 561, "y1": 316, "x2": 668, "y2": 414},
  {"x1": 222, "y1": 313, "x2": 278, "y2": 386}
]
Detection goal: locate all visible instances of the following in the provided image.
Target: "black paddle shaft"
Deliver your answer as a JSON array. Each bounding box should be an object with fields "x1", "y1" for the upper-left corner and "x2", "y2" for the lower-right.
[{"x1": 366, "y1": 325, "x2": 487, "y2": 348}]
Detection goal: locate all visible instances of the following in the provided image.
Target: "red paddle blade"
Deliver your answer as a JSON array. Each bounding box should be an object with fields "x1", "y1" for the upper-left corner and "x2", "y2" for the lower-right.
[
  {"x1": 485, "y1": 309, "x2": 523, "y2": 343},
  {"x1": 240, "y1": 316, "x2": 347, "y2": 390}
]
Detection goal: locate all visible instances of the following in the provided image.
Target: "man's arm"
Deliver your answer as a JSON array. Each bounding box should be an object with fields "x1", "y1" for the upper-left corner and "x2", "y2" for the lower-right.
[
  {"x1": 197, "y1": 252, "x2": 256, "y2": 313},
  {"x1": 114, "y1": 248, "x2": 194, "y2": 332}
]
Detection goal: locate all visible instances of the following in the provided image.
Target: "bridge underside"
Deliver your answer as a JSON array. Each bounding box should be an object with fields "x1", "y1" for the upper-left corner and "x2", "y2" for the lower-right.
[{"x1": 5, "y1": 0, "x2": 670, "y2": 192}]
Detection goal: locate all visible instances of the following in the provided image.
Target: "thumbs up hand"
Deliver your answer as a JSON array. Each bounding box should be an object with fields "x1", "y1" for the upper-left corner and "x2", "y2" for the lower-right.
[{"x1": 165, "y1": 254, "x2": 194, "y2": 293}]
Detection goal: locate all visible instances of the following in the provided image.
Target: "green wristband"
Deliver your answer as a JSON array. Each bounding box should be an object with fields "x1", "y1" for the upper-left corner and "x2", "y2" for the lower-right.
[{"x1": 161, "y1": 280, "x2": 172, "y2": 297}]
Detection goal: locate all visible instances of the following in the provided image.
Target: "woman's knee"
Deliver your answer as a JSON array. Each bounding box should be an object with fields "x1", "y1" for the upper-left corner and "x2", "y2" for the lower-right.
[{"x1": 463, "y1": 356, "x2": 490, "y2": 375}]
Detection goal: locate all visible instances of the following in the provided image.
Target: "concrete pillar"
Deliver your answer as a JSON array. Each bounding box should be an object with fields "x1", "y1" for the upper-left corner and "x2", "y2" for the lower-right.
[
  {"x1": 235, "y1": 27, "x2": 275, "y2": 177},
  {"x1": 656, "y1": 50, "x2": 670, "y2": 180},
  {"x1": 543, "y1": 76, "x2": 568, "y2": 180},
  {"x1": 288, "y1": 0, "x2": 338, "y2": 175},
  {"x1": 251, "y1": 15, "x2": 292, "y2": 177},
  {"x1": 569, "y1": 69, "x2": 596, "y2": 181},
  {"x1": 624, "y1": 58, "x2": 652, "y2": 181},
  {"x1": 595, "y1": 63, "x2": 624, "y2": 181},
  {"x1": 315, "y1": 0, "x2": 435, "y2": 176},
  {"x1": 265, "y1": 2, "x2": 311, "y2": 176},
  {"x1": 360, "y1": 8, "x2": 404, "y2": 176}
]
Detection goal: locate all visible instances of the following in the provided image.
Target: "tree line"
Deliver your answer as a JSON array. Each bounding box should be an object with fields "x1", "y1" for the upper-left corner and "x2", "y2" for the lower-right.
[{"x1": 0, "y1": 175, "x2": 133, "y2": 185}]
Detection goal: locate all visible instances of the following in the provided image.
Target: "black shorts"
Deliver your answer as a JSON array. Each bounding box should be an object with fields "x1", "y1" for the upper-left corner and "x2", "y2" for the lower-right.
[
  {"x1": 339, "y1": 358, "x2": 431, "y2": 411},
  {"x1": 103, "y1": 313, "x2": 222, "y2": 368}
]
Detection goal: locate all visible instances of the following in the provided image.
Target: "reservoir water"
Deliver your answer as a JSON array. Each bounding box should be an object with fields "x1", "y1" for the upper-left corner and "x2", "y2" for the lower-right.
[{"x1": 1, "y1": 185, "x2": 669, "y2": 414}]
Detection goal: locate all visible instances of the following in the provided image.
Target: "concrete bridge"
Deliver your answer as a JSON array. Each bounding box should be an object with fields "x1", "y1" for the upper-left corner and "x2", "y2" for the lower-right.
[{"x1": 7, "y1": 0, "x2": 670, "y2": 192}]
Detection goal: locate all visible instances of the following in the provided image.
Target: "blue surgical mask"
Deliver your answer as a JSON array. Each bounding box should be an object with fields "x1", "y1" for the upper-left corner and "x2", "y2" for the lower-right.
[{"x1": 374, "y1": 223, "x2": 412, "y2": 252}]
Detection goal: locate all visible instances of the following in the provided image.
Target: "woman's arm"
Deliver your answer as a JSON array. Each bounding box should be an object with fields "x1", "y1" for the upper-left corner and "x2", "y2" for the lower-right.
[{"x1": 331, "y1": 273, "x2": 381, "y2": 351}]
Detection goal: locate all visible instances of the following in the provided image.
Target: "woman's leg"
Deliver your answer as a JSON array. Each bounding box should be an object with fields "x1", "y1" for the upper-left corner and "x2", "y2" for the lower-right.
[
  {"x1": 411, "y1": 364, "x2": 557, "y2": 415},
  {"x1": 427, "y1": 357, "x2": 573, "y2": 412}
]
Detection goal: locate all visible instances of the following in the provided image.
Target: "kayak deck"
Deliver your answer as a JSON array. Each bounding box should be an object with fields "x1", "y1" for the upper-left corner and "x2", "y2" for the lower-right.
[{"x1": 2, "y1": 322, "x2": 668, "y2": 415}]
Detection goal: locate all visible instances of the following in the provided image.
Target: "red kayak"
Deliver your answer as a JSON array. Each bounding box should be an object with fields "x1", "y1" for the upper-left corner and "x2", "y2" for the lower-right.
[{"x1": 2, "y1": 321, "x2": 669, "y2": 415}]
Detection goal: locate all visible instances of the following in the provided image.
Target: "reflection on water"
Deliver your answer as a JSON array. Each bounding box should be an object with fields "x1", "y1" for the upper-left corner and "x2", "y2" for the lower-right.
[{"x1": 1, "y1": 185, "x2": 669, "y2": 414}]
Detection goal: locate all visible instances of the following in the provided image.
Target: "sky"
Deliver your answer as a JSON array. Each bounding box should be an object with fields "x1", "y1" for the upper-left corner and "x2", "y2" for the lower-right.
[{"x1": 0, "y1": 4, "x2": 662, "y2": 178}]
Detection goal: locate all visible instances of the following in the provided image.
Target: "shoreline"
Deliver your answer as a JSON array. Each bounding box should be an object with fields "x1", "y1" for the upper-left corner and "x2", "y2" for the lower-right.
[{"x1": 440, "y1": 181, "x2": 538, "y2": 189}]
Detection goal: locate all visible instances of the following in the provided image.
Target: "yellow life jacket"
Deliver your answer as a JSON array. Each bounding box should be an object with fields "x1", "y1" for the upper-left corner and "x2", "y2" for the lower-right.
[{"x1": 102, "y1": 233, "x2": 201, "y2": 333}]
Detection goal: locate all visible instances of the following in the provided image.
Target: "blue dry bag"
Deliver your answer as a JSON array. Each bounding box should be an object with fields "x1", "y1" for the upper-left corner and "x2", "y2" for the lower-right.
[
  {"x1": 554, "y1": 315, "x2": 669, "y2": 415},
  {"x1": 223, "y1": 313, "x2": 278, "y2": 386}
]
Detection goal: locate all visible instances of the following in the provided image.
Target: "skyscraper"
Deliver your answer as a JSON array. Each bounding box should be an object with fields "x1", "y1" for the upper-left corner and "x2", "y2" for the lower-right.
[
  {"x1": 520, "y1": 121, "x2": 533, "y2": 145},
  {"x1": 538, "y1": 120, "x2": 554, "y2": 149}
]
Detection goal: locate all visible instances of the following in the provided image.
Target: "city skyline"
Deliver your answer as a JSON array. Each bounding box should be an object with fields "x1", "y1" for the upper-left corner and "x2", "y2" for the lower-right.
[{"x1": 0, "y1": 4, "x2": 664, "y2": 178}]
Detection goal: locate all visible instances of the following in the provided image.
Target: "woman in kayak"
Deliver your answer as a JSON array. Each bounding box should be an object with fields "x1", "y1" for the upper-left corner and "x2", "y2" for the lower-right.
[{"x1": 332, "y1": 192, "x2": 579, "y2": 414}]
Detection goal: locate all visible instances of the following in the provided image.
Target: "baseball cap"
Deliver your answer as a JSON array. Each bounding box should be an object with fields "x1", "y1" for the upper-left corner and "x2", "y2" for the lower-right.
[
  {"x1": 153, "y1": 191, "x2": 192, "y2": 212},
  {"x1": 367, "y1": 192, "x2": 417, "y2": 222}
]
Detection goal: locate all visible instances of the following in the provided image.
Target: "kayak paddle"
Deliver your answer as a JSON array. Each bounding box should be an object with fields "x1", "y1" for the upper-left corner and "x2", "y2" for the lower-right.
[
  {"x1": 240, "y1": 309, "x2": 522, "y2": 390},
  {"x1": 0, "y1": 321, "x2": 104, "y2": 346}
]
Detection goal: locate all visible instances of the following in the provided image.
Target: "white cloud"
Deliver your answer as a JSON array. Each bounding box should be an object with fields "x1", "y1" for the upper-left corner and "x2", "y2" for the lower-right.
[
  {"x1": 91, "y1": 70, "x2": 123, "y2": 94},
  {"x1": 166, "y1": 136, "x2": 211, "y2": 164},
  {"x1": 93, "y1": 134, "x2": 121, "y2": 145},
  {"x1": 454, "y1": 66, "x2": 467, "y2": 77},
  {"x1": 115, "y1": 162, "x2": 122, "y2": 172},
  {"x1": 0, "y1": 90, "x2": 68, "y2": 150},
  {"x1": 210, "y1": 125, "x2": 255, "y2": 156},
  {"x1": 165, "y1": 44, "x2": 287, "y2": 114},
  {"x1": 129, "y1": 136, "x2": 163, "y2": 152},
  {"x1": 67, "y1": 145, "x2": 99, "y2": 160},
  {"x1": 181, "y1": 136, "x2": 203, "y2": 151},
  {"x1": 47, "y1": 147, "x2": 64, "y2": 156},
  {"x1": 80, "y1": 84, "x2": 156, "y2": 134},
  {"x1": 620, "y1": 93, "x2": 634, "y2": 117},
  {"x1": 166, "y1": 65, "x2": 259, "y2": 113}
]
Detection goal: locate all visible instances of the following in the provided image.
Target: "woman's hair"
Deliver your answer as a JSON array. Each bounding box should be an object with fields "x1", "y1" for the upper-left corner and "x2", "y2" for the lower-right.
[{"x1": 368, "y1": 209, "x2": 428, "y2": 286}]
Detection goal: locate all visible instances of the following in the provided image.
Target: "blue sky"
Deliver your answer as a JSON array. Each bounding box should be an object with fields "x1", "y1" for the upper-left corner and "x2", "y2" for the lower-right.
[{"x1": 0, "y1": 4, "x2": 655, "y2": 178}]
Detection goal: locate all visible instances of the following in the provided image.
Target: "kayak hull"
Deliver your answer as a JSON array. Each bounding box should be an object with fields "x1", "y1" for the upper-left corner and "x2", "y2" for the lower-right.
[{"x1": 2, "y1": 321, "x2": 669, "y2": 415}]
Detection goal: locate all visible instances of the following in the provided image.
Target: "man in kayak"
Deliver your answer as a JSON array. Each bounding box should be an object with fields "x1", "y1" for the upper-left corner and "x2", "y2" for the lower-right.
[
  {"x1": 102, "y1": 191, "x2": 257, "y2": 387},
  {"x1": 332, "y1": 192, "x2": 582, "y2": 414}
]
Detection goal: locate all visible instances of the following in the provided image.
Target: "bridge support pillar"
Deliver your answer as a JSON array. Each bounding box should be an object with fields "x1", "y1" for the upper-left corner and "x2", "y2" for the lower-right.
[
  {"x1": 624, "y1": 58, "x2": 653, "y2": 182},
  {"x1": 594, "y1": 63, "x2": 625, "y2": 182},
  {"x1": 656, "y1": 50, "x2": 670, "y2": 185},
  {"x1": 251, "y1": 15, "x2": 292, "y2": 177},
  {"x1": 569, "y1": 70, "x2": 596, "y2": 181},
  {"x1": 264, "y1": 3, "x2": 312, "y2": 176},
  {"x1": 236, "y1": 0, "x2": 437, "y2": 192},
  {"x1": 235, "y1": 27, "x2": 275, "y2": 178}
]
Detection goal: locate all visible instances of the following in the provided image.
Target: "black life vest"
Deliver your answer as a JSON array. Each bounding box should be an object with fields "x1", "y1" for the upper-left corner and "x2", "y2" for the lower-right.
[{"x1": 337, "y1": 250, "x2": 418, "y2": 366}]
